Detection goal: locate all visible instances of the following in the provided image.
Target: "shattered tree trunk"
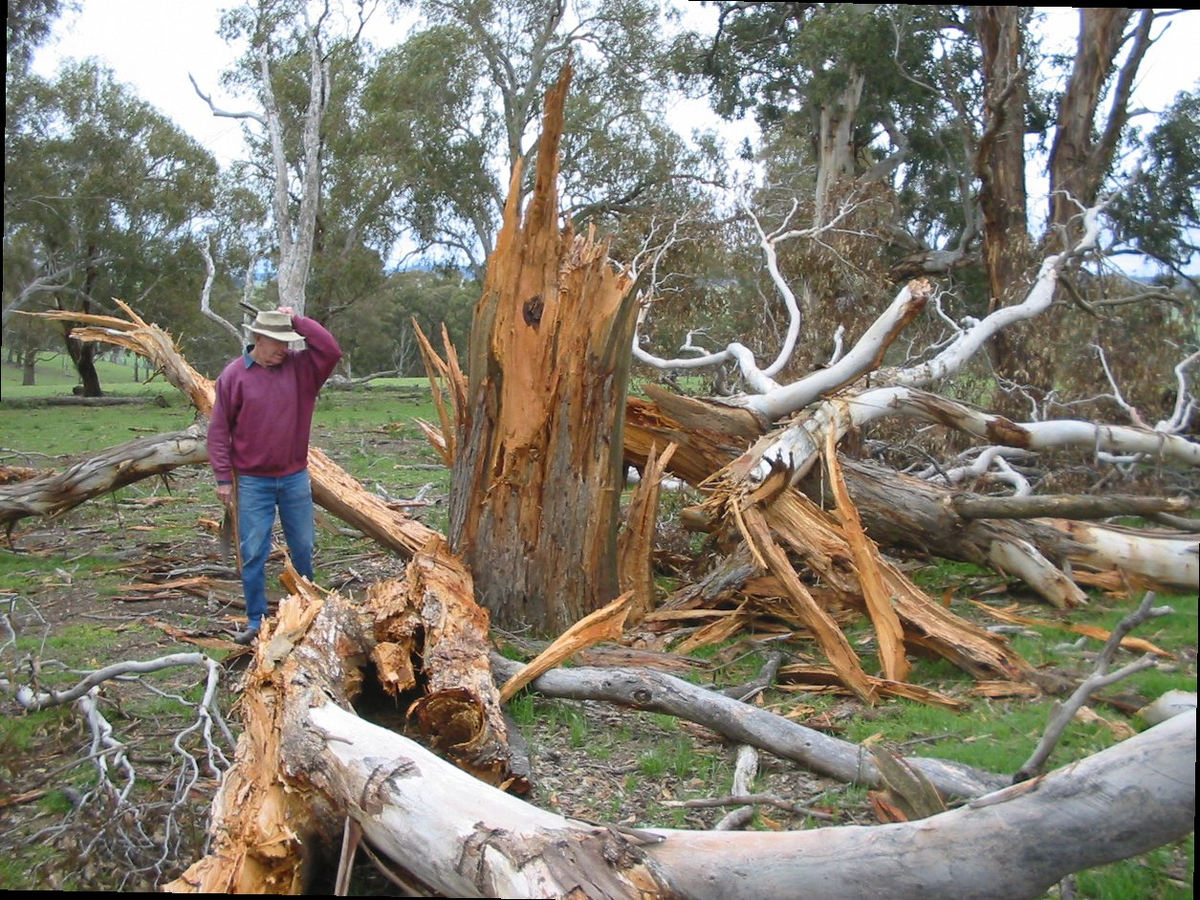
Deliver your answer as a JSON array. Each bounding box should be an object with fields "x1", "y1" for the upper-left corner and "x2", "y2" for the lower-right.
[
  {"x1": 446, "y1": 62, "x2": 638, "y2": 634},
  {"x1": 167, "y1": 551, "x2": 526, "y2": 893}
]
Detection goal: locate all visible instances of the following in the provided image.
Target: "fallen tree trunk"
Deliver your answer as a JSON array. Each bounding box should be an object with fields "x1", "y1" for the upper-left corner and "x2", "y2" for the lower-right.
[
  {"x1": 951, "y1": 493, "x2": 1193, "y2": 520},
  {"x1": 837, "y1": 459, "x2": 1198, "y2": 595},
  {"x1": 490, "y1": 656, "x2": 1003, "y2": 799},
  {"x1": 170, "y1": 568, "x2": 1194, "y2": 898},
  {"x1": 0, "y1": 425, "x2": 208, "y2": 528},
  {"x1": 302, "y1": 693, "x2": 1197, "y2": 900},
  {"x1": 647, "y1": 711, "x2": 1195, "y2": 900}
]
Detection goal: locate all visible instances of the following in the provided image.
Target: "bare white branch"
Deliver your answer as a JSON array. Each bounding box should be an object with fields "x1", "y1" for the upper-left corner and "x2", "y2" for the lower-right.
[
  {"x1": 198, "y1": 237, "x2": 244, "y2": 347},
  {"x1": 1156, "y1": 349, "x2": 1199, "y2": 434}
]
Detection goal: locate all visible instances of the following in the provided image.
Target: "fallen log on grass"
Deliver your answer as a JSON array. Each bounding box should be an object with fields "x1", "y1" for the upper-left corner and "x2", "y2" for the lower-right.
[
  {"x1": 490, "y1": 655, "x2": 1003, "y2": 799},
  {"x1": 0, "y1": 425, "x2": 209, "y2": 528},
  {"x1": 202, "y1": 674, "x2": 1197, "y2": 899}
]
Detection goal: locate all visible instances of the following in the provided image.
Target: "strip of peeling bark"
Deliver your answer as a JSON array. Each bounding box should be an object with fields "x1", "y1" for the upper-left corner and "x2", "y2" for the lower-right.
[
  {"x1": 736, "y1": 503, "x2": 878, "y2": 702},
  {"x1": 824, "y1": 421, "x2": 909, "y2": 682},
  {"x1": 617, "y1": 442, "x2": 677, "y2": 626}
]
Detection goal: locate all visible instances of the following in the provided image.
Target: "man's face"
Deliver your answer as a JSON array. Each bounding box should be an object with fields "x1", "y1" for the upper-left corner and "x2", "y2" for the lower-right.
[{"x1": 253, "y1": 334, "x2": 289, "y2": 366}]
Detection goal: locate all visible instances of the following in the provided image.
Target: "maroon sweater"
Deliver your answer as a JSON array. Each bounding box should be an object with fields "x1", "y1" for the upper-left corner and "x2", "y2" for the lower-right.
[{"x1": 207, "y1": 316, "x2": 342, "y2": 483}]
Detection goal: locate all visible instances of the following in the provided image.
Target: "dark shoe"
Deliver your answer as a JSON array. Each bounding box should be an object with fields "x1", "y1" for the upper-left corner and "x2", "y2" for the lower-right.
[{"x1": 232, "y1": 625, "x2": 261, "y2": 646}]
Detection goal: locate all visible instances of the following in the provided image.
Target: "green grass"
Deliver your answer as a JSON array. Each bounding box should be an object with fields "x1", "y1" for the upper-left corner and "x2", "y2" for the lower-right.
[
  {"x1": 1, "y1": 354, "x2": 171, "y2": 399},
  {"x1": 0, "y1": 396, "x2": 194, "y2": 457},
  {"x1": 0, "y1": 843, "x2": 73, "y2": 891},
  {"x1": 1075, "y1": 838, "x2": 1194, "y2": 900}
]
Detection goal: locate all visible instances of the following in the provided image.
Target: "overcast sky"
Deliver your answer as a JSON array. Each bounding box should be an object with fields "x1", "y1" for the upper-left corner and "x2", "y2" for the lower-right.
[{"x1": 31, "y1": 3, "x2": 1200, "y2": 173}]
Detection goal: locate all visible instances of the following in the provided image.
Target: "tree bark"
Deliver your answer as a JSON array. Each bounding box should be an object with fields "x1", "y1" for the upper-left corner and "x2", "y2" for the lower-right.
[
  {"x1": 447, "y1": 61, "x2": 639, "y2": 634},
  {"x1": 194, "y1": 661, "x2": 1196, "y2": 900},
  {"x1": 1048, "y1": 8, "x2": 1143, "y2": 235},
  {"x1": 491, "y1": 657, "x2": 1002, "y2": 800},
  {"x1": 21, "y1": 347, "x2": 36, "y2": 385},
  {"x1": 0, "y1": 426, "x2": 209, "y2": 528},
  {"x1": 974, "y1": 6, "x2": 1032, "y2": 314}
]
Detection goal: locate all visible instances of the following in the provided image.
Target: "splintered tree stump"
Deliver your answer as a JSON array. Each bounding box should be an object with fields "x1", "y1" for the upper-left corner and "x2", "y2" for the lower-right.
[{"x1": 447, "y1": 61, "x2": 639, "y2": 634}]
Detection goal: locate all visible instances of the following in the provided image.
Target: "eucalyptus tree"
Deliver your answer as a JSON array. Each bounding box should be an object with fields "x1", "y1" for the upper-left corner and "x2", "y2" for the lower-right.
[
  {"x1": 370, "y1": 0, "x2": 714, "y2": 277},
  {"x1": 678, "y1": 4, "x2": 1195, "y2": 401},
  {"x1": 4, "y1": 59, "x2": 217, "y2": 394}
]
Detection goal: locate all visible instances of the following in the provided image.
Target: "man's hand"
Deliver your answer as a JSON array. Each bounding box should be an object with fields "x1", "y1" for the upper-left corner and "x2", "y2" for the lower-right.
[
  {"x1": 216, "y1": 483, "x2": 234, "y2": 507},
  {"x1": 276, "y1": 305, "x2": 295, "y2": 317}
]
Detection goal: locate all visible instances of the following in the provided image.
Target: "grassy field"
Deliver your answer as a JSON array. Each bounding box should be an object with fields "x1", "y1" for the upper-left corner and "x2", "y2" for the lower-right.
[{"x1": 0, "y1": 366, "x2": 1194, "y2": 896}]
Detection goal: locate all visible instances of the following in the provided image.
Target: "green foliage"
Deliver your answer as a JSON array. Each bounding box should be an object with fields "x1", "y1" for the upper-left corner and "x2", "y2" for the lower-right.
[
  {"x1": 332, "y1": 269, "x2": 478, "y2": 377},
  {"x1": 4, "y1": 57, "x2": 218, "y2": 393},
  {"x1": 1110, "y1": 86, "x2": 1200, "y2": 273},
  {"x1": 1074, "y1": 838, "x2": 1194, "y2": 900}
]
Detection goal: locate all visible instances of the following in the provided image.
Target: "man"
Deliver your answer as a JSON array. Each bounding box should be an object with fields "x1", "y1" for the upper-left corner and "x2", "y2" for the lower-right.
[{"x1": 208, "y1": 305, "x2": 342, "y2": 644}]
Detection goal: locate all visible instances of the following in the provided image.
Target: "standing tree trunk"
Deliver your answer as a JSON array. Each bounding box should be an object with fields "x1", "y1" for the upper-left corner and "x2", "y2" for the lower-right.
[
  {"x1": 974, "y1": 5, "x2": 1032, "y2": 315},
  {"x1": 447, "y1": 62, "x2": 639, "y2": 634},
  {"x1": 21, "y1": 347, "x2": 36, "y2": 385},
  {"x1": 1048, "y1": 8, "x2": 1148, "y2": 237}
]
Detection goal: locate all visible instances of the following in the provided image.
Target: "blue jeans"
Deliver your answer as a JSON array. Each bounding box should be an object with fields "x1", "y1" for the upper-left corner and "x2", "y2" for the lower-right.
[{"x1": 236, "y1": 470, "x2": 314, "y2": 627}]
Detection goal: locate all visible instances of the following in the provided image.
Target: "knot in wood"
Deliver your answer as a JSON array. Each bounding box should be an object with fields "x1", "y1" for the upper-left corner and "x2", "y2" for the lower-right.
[
  {"x1": 632, "y1": 688, "x2": 653, "y2": 705},
  {"x1": 522, "y1": 294, "x2": 544, "y2": 327}
]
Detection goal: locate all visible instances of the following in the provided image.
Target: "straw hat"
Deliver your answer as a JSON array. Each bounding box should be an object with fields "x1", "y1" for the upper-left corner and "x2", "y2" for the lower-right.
[{"x1": 246, "y1": 310, "x2": 303, "y2": 343}]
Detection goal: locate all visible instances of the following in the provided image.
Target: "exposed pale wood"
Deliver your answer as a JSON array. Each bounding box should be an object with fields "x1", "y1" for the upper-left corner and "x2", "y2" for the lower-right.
[
  {"x1": 969, "y1": 601, "x2": 1176, "y2": 659},
  {"x1": 167, "y1": 566, "x2": 525, "y2": 892},
  {"x1": 824, "y1": 413, "x2": 909, "y2": 682},
  {"x1": 0, "y1": 426, "x2": 208, "y2": 527},
  {"x1": 737, "y1": 504, "x2": 877, "y2": 702},
  {"x1": 776, "y1": 665, "x2": 967, "y2": 710},
  {"x1": 164, "y1": 580, "x2": 349, "y2": 893},
  {"x1": 370, "y1": 537, "x2": 520, "y2": 789},
  {"x1": 618, "y1": 442, "x2": 677, "y2": 626},
  {"x1": 498, "y1": 591, "x2": 635, "y2": 703},
  {"x1": 1040, "y1": 518, "x2": 1199, "y2": 590},
  {"x1": 625, "y1": 399, "x2": 1032, "y2": 682}
]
